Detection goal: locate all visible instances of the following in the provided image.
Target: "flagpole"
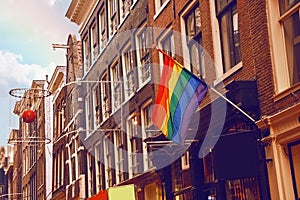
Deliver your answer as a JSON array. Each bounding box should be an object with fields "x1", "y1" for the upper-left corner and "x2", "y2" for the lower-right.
[
  {"x1": 209, "y1": 86, "x2": 256, "y2": 123},
  {"x1": 155, "y1": 47, "x2": 256, "y2": 123},
  {"x1": 155, "y1": 47, "x2": 185, "y2": 68}
]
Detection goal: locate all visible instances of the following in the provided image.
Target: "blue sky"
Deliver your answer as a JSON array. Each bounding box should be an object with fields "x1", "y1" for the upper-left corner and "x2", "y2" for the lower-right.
[{"x1": 0, "y1": 0, "x2": 78, "y2": 145}]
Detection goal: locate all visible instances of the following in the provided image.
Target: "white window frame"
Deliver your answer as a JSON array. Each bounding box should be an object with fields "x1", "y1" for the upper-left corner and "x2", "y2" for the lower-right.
[
  {"x1": 158, "y1": 28, "x2": 175, "y2": 74},
  {"x1": 127, "y1": 114, "x2": 139, "y2": 177},
  {"x1": 122, "y1": 43, "x2": 136, "y2": 99},
  {"x1": 95, "y1": 142, "x2": 103, "y2": 192},
  {"x1": 141, "y1": 99, "x2": 153, "y2": 171},
  {"x1": 267, "y1": 0, "x2": 300, "y2": 96},
  {"x1": 136, "y1": 25, "x2": 151, "y2": 87},
  {"x1": 61, "y1": 149, "x2": 64, "y2": 186},
  {"x1": 181, "y1": 150, "x2": 190, "y2": 170},
  {"x1": 104, "y1": 134, "x2": 115, "y2": 187},
  {"x1": 211, "y1": 0, "x2": 243, "y2": 86},
  {"x1": 85, "y1": 94, "x2": 91, "y2": 135},
  {"x1": 110, "y1": 61, "x2": 122, "y2": 112},
  {"x1": 114, "y1": 129, "x2": 126, "y2": 184},
  {"x1": 154, "y1": 0, "x2": 171, "y2": 20},
  {"x1": 180, "y1": 1, "x2": 205, "y2": 76},
  {"x1": 92, "y1": 84, "x2": 100, "y2": 129},
  {"x1": 119, "y1": 0, "x2": 131, "y2": 25},
  {"x1": 87, "y1": 152, "x2": 93, "y2": 197},
  {"x1": 99, "y1": 7, "x2": 107, "y2": 51},
  {"x1": 100, "y1": 73, "x2": 110, "y2": 122},
  {"x1": 83, "y1": 36, "x2": 90, "y2": 75},
  {"x1": 90, "y1": 23, "x2": 98, "y2": 62},
  {"x1": 108, "y1": 0, "x2": 118, "y2": 38}
]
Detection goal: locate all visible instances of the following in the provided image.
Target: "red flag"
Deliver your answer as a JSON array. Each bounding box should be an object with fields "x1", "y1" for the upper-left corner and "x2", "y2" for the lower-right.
[{"x1": 87, "y1": 190, "x2": 108, "y2": 200}]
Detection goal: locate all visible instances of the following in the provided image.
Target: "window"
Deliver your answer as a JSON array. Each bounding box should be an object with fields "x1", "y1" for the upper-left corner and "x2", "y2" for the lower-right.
[
  {"x1": 120, "y1": 0, "x2": 132, "y2": 21},
  {"x1": 87, "y1": 152, "x2": 94, "y2": 196},
  {"x1": 225, "y1": 177, "x2": 261, "y2": 200},
  {"x1": 91, "y1": 23, "x2": 98, "y2": 62},
  {"x1": 154, "y1": 0, "x2": 170, "y2": 18},
  {"x1": 279, "y1": 0, "x2": 300, "y2": 86},
  {"x1": 104, "y1": 134, "x2": 115, "y2": 187},
  {"x1": 203, "y1": 152, "x2": 215, "y2": 183},
  {"x1": 136, "y1": 27, "x2": 151, "y2": 85},
  {"x1": 127, "y1": 115, "x2": 138, "y2": 138},
  {"x1": 110, "y1": 61, "x2": 122, "y2": 112},
  {"x1": 83, "y1": 36, "x2": 91, "y2": 74},
  {"x1": 53, "y1": 154, "x2": 57, "y2": 189},
  {"x1": 161, "y1": 31, "x2": 174, "y2": 57},
  {"x1": 85, "y1": 93, "x2": 93, "y2": 134},
  {"x1": 122, "y1": 44, "x2": 137, "y2": 98},
  {"x1": 99, "y1": 8, "x2": 107, "y2": 50},
  {"x1": 288, "y1": 140, "x2": 300, "y2": 199},
  {"x1": 181, "y1": 150, "x2": 190, "y2": 170},
  {"x1": 60, "y1": 149, "x2": 64, "y2": 186},
  {"x1": 96, "y1": 143, "x2": 106, "y2": 191},
  {"x1": 69, "y1": 138, "x2": 79, "y2": 182},
  {"x1": 141, "y1": 100, "x2": 154, "y2": 170},
  {"x1": 127, "y1": 115, "x2": 140, "y2": 176},
  {"x1": 109, "y1": 0, "x2": 118, "y2": 37},
  {"x1": 57, "y1": 152, "x2": 61, "y2": 188},
  {"x1": 216, "y1": 0, "x2": 241, "y2": 72},
  {"x1": 184, "y1": 3, "x2": 205, "y2": 78},
  {"x1": 130, "y1": 137, "x2": 139, "y2": 176},
  {"x1": 100, "y1": 73, "x2": 110, "y2": 121},
  {"x1": 114, "y1": 129, "x2": 128, "y2": 183},
  {"x1": 92, "y1": 84, "x2": 101, "y2": 128}
]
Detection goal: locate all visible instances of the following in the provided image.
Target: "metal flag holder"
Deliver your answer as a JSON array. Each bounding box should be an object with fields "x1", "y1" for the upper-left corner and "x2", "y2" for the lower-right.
[{"x1": 8, "y1": 87, "x2": 52, "y2": 145}]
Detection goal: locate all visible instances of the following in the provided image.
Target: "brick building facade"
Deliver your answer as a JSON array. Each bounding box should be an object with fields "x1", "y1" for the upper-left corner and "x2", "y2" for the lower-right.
[{"x1": 6, "y1": 0, "x2": 299, "y2": 199}]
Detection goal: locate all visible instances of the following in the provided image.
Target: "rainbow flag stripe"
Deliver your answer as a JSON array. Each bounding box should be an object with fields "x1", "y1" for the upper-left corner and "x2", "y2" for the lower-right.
[{"x1": 152, "y1": 52, "x2": 208, "y2": 144}]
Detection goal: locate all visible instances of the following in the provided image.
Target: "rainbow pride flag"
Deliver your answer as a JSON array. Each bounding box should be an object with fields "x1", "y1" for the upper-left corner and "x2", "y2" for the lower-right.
[{"x1": 152, "y1": 50, "x2": 208, "y2": 144}]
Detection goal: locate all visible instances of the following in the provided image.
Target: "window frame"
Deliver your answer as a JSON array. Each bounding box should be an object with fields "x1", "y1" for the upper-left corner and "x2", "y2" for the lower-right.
[
  {"x1": 83, "y1": 35, "x2": 91, "y2": 75},
  {"x1": 95, "y1": 142, "x2": 106, "y2": 192},
  {"x1": 104, "y1": 133, "x2": 116, "y2": 187},
  {"x1": 158, "y1": 29, "x2": 175, "y2": 75},
  {"x1": 126, "y1": 114, "x2": 140, "y2": 177},
  {"x1": 90, "y1": 22, "x2": 98, "y2": 62},
  {"x1": 182, "y1": 2, "x2": 206, "y2": 78},
  {"x1": 99, "y1": 7, "x2": 107, "y2": 51},
  {"x1": 136, "y1": 26, "x2": 151, "y2": 87},
  {"x1": 215, "y1": 0, "x2": 242, "y2": 73},
  {"x1": 154, "y1": 0, "x2": 171, "y2": 19},
  {"x1": 110, "y1": 60, "x2": 123, "y2": 112},
  {"x1": 87, "y1": 152, "x2": 94, "y2": 196},
  {"x1": 141, "y1": 100, "x2": 153, "y2": 170},
  {"x1": 100, "y1": 72, "x2": 110, "y2": 122},
  {"x1": 266, "y1": 0, "x2": 300, "y2": 96},
  {"x1": 122, "y1": 43, "x2": 137, "y2": 98}
]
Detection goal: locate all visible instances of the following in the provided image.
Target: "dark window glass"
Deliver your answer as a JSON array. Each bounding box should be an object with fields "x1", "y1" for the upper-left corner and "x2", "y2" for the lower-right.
[{"x1": 216, "y1": 0, "x2": 242, "y2": 72}]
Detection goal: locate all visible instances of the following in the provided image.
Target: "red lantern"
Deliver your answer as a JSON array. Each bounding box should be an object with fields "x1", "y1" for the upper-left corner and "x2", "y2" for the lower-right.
[{"x1": 22, "y1": 109, "x2": 36, "y2": 123}]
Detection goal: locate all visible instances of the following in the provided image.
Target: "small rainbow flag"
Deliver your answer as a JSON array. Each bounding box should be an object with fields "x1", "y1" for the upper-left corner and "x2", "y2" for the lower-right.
[{"x1": 152, "y1": 49, "x2": 208, "y2": 144}]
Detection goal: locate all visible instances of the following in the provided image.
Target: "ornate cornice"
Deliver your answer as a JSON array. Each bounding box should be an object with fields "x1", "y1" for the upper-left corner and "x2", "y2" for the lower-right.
[
  {"x1": 257, "y1": 103, "x2": 300, "y2": 144},
  {"x1": 65, "y1": 0, "x2": 97, "y2": 27}
]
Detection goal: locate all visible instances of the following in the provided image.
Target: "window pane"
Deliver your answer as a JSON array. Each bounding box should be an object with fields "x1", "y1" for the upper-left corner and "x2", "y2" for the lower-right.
[
  {"x1": 186, "y1": 6, "x2": 201, "y2": 39},
  {"x1": 216, "y1": 0, "x2": 231, "y2": 13},
  {"x1": 279, "y1": 0, "x2": 300, "y2": 14},
  {"x1": 225, "y1": 177, "x2": 261, "y2": 200},
  {"x1": 219, "y1": 4, "x2": 241, "y2": 72},
  {"x1": 161, "y1": 33, "x2": 174, "y2": 56},
  {"x1": 282, "y1": 9, "x2": 300, "y2": 85}
]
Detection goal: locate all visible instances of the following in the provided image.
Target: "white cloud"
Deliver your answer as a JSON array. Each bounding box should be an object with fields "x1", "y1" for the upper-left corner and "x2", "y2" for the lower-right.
[
  {"x1": 0, "y1": 50, "x2": 55, "y2": 97},
  {"x1": 47, "y1": 0, "x2": 57, "y2": 6}
]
